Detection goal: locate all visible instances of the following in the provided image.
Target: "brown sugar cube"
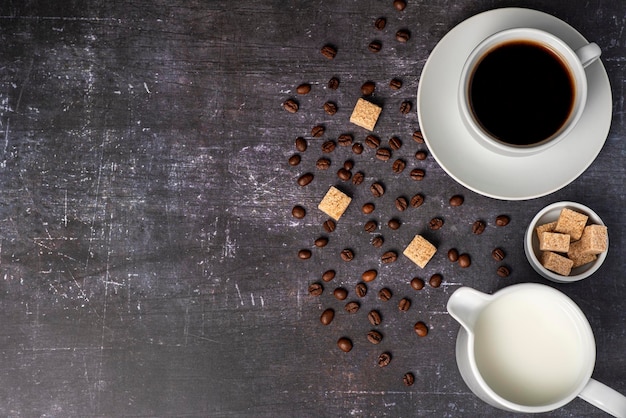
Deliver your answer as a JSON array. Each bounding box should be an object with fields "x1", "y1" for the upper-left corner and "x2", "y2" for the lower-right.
[
  {"x1": 403, "y1": 235, "x2": 437, "y2": 268},
  {"x1": 567, "y1": 243, "x2": 597, "y2": 268},
  {"x1": 539, "y1": 232, "x2": 570, "y2": 253},
  {"x1": 577, "y1": 224, "x2": 608, "y2": 255},
  {"x1": 536, "y1": 221, "x2": 556, "y2": 236},
  {"x1": 554, "y1": 208, "x2": 588, "y2": 241},
  {"x1": 318, "y1": 186, "x2": 352, "y2": 221},
  {"x1": 535, "y1": 221, "x2": 557, "y2": 248},
  {"x1": 350, "y1": 98, "x2": 382, "y2": 131},
  {"x1": 541, "y1": 251, "x2": 574, "y2": 276},
  {"x1": 567, "y1": 240, "x2": 586, "y2": 259},
  {"x1": 572, "y1": 254, "x2": 597, "y2": 269}
]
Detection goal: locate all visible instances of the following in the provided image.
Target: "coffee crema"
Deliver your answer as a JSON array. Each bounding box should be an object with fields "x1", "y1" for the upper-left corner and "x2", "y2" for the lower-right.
[{"x1": 469, "y1": 40, "x2": 575, "y2": 146}]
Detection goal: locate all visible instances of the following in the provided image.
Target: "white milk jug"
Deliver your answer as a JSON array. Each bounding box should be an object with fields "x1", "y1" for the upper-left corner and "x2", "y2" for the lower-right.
[{"x1": 447, "y1": 283, "x2": 626, "y2": 417}]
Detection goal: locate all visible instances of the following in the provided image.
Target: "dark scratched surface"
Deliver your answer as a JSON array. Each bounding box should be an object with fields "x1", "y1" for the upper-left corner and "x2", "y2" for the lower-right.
[{"x1": 0, "y1": 1, "x2": 624, "y2": 416}]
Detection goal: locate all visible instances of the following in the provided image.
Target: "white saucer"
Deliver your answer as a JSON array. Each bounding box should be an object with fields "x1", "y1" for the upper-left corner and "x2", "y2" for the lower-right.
[{"x1": 417, "y1": 8, "x2": 612, "y2": 200}]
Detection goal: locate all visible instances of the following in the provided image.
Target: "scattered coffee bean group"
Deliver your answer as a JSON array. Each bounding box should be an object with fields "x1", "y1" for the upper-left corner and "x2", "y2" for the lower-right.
[{"x1": 284, "y1": 0, "x2": 516, "y2": 387}]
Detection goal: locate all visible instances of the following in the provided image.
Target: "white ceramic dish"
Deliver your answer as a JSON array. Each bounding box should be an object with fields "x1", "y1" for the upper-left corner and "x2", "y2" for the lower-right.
[
  {"x1": 524, "y1": 201, "x2": 608, "y2": 283},
  {"x1": 417, "y1": 8, "x2": 612, "y2": 200}
]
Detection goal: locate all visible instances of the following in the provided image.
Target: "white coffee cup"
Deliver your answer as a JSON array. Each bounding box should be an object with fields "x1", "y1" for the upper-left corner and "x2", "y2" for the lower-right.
[
  {"x1": 447, "y1": 283, "x2": 626, "y2": 417},
  {"x1": 458, "y1": 28, "x2": 601, "y2": 156}
]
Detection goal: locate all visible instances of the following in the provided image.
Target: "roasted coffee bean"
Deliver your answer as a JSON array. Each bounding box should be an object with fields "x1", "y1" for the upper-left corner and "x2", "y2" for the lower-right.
[
  {"x1": 398, "y1": 297, "x2": 411, "y2": 311},
  {"x1": 458, "y1": 253, "x2": 471, "y2": 268},
  {"x1": 415, "y1": 150, "x2": 427, "y2": 160},
  {"x1": 492, "y1": 248, "x2": 506, "y2": 261},
  {"x1": 352, "y1": 171, "x2": 365, "y2": 185},
  {"x1": 324, "y1": 101, "x2": 338, "y2": 115},
  {"x1": 412, "y1": 130, "x2": 425, "y2": 143},
  {"x1": 321, "y1": 140, "x2": 336, "y2": 153},
  {"x1": 344, "y1": 301, "x2": 360, "y2": 314},
  {"x1": 392, "y1": 159, "x2": 406, "y2": 173},
  {"x1": 396, "y1": 29, "x2": 410, "y2": 43},
  {"x1": 410, "y1": 277, "x2": 425, "y2": 290},
  {"x1": 311, "y1": 125, "x2": 325, "y2": 137},
  {"x1": 381, "y1": 251, "x2": 398, "y2": 264},
  {"x1": 388, "y1": 219, "x2": 401, "y2": 230},
  {"x1": 377, "y1": 352, "x2": 392, "y2": 367},
  {"x1": 352, "y1": 142, "x2": 364, "y2": 154},
  {"x1": 288, "y1": 154, "x2": 301, "y2": 166},
  {"x1": 378, "y1": 288, "x2": 392, "y2": 302},
  {"x1": 322, "y1": 270, "x2": 336, "y2": 282},
  {"x1": 472, "y1": 220, "x2": 486, "y2": 235},
  {"x1": 314, "y1": 237, "x2": 329, "y2": 248},
  {"x1": 343, "y1": 160, "x2": 354, "y2": 170},
  {"x1": 362, "y1": 203, "x2": 375, "y2": 214},
  {"x1": 364, "y1": 220, "x2": 378, "y2": 233},
  {"x1": 400, "y1": 101, "x2": 412, "y2": 114},
  {"x1": 447, "y1": 248, "x2": 459, "y2": 262},
  {"x1": 338, "y1": 133, "x2": 353, "y2": 147},
  {"x1": 389, "y1": 78, "x2": 402, "y2": 90},
  {"x1": 410, "y1": 194, "x2": 424, "y2": 208},
  {"x1": 414, "y1": 321, "x2": 428, "y2": 337},
  {"x1": 371, "y1": 235, "x2": 384, "y2": 248},
  {"x1": 497, "y1": 266, "x2": 511, "y2": 277},
  {"x1": 321, "y1": 44, "x2": 337, "y2": 59},
  {"x1": 376, "y1": 148, "x2": 392, "y2": 161},
  {"x1": 368, "y1": 309, "x2": 383, "y2": 325},
  {"x1": 298, "y1": 249, "x2": 312, "y2": 260},
  {"x1": 410, "y1": 168, "x2": 425, "y2": 181},
  {"x1": 374, "y1": 17, "x2": 386, "y2": 30},
  {"x1": 295, "y1": 136, "x2": 307, "y2": 152},
  {"x1": 361, "y1": 81, "x2": 376, "y2": 95},
  {"x1": 449, "y1": 194, "x2": 464, "y2": 206},
  {"x1": 388, "y1": 136, "x2": 402, "y2": 150},
  {"x1": 328, "y1": 77, "x2": 340, "y2": 90},
  {"x1": 292, "y1": 148, "x2": 304, "y2": 162},
  {"x1": 362, "y1": 269, "x2": 378, "y2": 282},
  {"x1": 429, "y1": 217, "x2": 444, "y2": 230},
  {"x1": 395, "y1": 196, "x2": 408, "y2": 212},
  {"x1": 292, "y1": 205, "x2": 306, "y2": 219},
  {"x1": 320, "y1": 308, "x2": 334, "y2": 325},
  {"x1": 296, "y1": 83, "x2": 311, "y2": 95},
  {"x1": 337, "y1": 168, "x2": 351, "y2": 181},
  {"x1": 394, "y1": 0, "x2": 407, "y2": 11},
  {"x1": 337, "y1": 337, "x2": 352, "y2": 352},
  {"x1": 334, "y1": 287, "x2": 348, "y2": 300},
  {"x1": 323, "y1": 219, "x2": 336, "y2": 233},
  {"x1": 355, "y1": 283, "x2": 368, "y2": 297},
  {"x1": 297, "y1": 173, "x2": 314, "y2": 187},
  {"x1": 429, "y1": 273, "x2": 442, "y2": 288},
  {"x1": 340, "y1": 249, "x2": 354, "y2": 262},
  {"x1": 308, "y1": 283, "x2": 323, "y2": 296},
  {"x1": 316, "y1": 157, "x2": 331, "y2": 170},
  {"x1": 370, "y1": 182, "x2": 385, "y2": 197},
  {"x1": 365, "y1": 134, "x2": 381, "y2": 149},
  {"x1": 368, "y1": 40, "x2": 382, "y2": 53},
  {"x1": 496, "y1": 214, "x2": 510, "y2": 226},
  {"x1": 403, "y1": 372, "x2": 415, "y2": 386},
  {"x1": 367, "y1": 330, "x2": 383, "y2": 344},
  {"x1": 283, "y1": 99, "x2": 299, "y2": 113}
]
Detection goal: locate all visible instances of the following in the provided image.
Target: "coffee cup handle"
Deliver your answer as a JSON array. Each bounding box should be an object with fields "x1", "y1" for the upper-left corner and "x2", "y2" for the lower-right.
[
  {"x1": 578, "y1": 378, "x2": 626, "y2": 418},
  {"x1": 575, "y1": 42, "x2": 602, "y2": 68}
]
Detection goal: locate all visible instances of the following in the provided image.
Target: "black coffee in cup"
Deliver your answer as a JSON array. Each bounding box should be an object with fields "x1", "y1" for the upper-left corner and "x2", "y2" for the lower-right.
[{"x1": 469, "y1": 41, "x2": 575, "y2": 146}]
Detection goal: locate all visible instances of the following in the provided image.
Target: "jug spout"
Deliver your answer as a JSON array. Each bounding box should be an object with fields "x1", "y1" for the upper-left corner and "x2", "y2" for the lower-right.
[{"x1": 447, "y1": 287, "x2": 491, "y2": 331}]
